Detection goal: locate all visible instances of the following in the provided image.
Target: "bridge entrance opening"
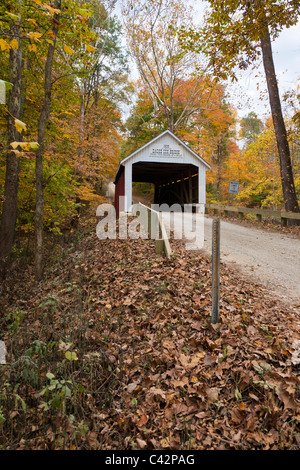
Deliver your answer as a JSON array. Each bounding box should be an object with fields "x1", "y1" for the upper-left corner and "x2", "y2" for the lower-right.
[
  {"x1": 114, "y1": 130, "x2": 210, "y2": 217},
  {"x1": 132, "y1": 161, "x2": 199, "y2": 207}
]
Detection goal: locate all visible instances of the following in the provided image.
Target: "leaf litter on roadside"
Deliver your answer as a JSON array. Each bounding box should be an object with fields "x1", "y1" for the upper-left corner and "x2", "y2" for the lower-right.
[{"x1": 0, "y1": 216, "x2": 299, "y2": 450}]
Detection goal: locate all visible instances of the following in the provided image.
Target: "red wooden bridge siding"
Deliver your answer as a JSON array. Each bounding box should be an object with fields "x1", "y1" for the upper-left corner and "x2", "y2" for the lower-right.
[{"x1": 114, "y1": 166, "x2": 125, "y2": 219}]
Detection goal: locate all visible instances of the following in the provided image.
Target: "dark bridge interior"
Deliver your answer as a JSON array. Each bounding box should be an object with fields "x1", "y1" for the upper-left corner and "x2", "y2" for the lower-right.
[{"x1": 132, "y1": 162, "x2": 199, "y2": 206}]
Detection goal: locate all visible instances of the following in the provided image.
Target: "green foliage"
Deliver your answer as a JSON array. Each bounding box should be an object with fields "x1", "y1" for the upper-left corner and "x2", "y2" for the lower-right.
[
  {"x1": 12, "y1": 356, "x2": 39, "y2": 387},
  {"x1": 0, "y1": 0, "x2": 130, "y2": 267},
  {"x1": 121, "y1": 89, "x2": 166, "y2": 158},
  {"x1": 5, "y1": 308, "x2": 26, "y2": 334},
  {"x1": 38, "y1": 372, "x2": 73, "y2": 412},
  {"x1": 65, "y1": 350, "x2": 78, "y2": 361},
  {"x1": 240, "y1": 112, "x2": 264, "y2": 147},
  {"x1": 26, "y1": 340, "x2": 47, "y2": 359},
  {"x1": 15, "y1": 157, "x2": 78, "y2": 234},
  {"x1": 0, "y1": 408, "x2": 5, "y2": 425}
]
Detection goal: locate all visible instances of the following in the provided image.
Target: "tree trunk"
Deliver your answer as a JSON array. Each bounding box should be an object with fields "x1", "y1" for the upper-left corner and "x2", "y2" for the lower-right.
[
  {"x1": 0, "y1": 17, "x2": 22, "y2": 280},
  {"x1": 77, "y1": 91, "x2": 85, "y2": 179},
  {"x1": 216, "y1": 143, "x2": 222, "y2": 201},
  {"x1": 169, "y1": 109, "x2": 175, "y2": 133},
  {"x1": 34, "y1": 9, "x2": 60, "y2": 281},
  {"x1": 80, "y1": 94, "x2": 85, "y2": 148},
  {"x1": 260, "y1": 25, "x2": 299, "y2": 218}
]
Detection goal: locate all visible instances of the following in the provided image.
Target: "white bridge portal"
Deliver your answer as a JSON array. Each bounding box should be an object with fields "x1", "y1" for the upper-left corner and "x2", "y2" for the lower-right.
[{"x1": 114, "y1": 130, "x2": 210, "y2": 217}]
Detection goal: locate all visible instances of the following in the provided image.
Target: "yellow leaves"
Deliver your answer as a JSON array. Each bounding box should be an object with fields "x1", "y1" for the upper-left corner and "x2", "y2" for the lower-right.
[
  {"x1": 0, "y1": 39, "x2": 10, "y2": 52},
  {"x1": 10, "y1": 142, "x2": 39, "y2": 151},
  {"x1": 78, "y1": 8, "x2": 92, "y2": 18},
  {"x1": 44, "y1": 4, "x2": 61, "y2": 15},
  {"x1": 28, "y1": 1, "x2": 61, "y2": 14},
  {"x1": 10, "y1": 150, "x2": 35, "y2": 159},
  {"x1": 26, "y1": 18, "x2": 38, "y2": 27},
  {"x1": 29, "y1": 142, "x2": 40, "y2": 150},
  {"x1": 10, "y1": 149, "x2": 23, "y2": 157},
  {"x1": 27, "y1": 32, "x2": 43, "y2": 42},
  {"x1": 63, "y1": 111, "x2": 76, "y2": 117},
  {"x1": 5, "y1": 11, "x2": 20, "y2": 22},
  {"x1": 64, "y1": 45, "x2": 75, "y2": 55},
  {"x1": 65, "y1": 351, "x2": 78, "y2": 361},
  {"x1": 47, "y1": 30, "x2": 56, "y2": 39},
  {"x1": 10, "y1": 39, "x2": 19, "y2": 50},
  {"x1": 76, "y1": 15, "x2": 89, "y2": 25},
  {"x1": 86, "y1": 44, "x2": 96, "y2": 53},
  {"x1": 14, "y1": 119, "x2": 27, "y2": 134},
  {"x1": 10, "y1": 141, "x2": 39, "y2": 159},
  {"x1": 28, "y1": 44, "x2": 38, "y2": 53},
  {"x1": 10, "y1": 142, "x2": 27, "y2": 150}
]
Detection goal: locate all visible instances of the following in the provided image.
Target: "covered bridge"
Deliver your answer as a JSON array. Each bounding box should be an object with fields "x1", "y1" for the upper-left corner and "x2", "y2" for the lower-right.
[{"x1": 114, "y1": 130, "x2": 210, "y2": 217}]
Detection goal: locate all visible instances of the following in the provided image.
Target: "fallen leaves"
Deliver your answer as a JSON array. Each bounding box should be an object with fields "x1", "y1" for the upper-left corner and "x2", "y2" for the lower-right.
[{"x1": 0, "y1": 215, "x2": 299, "y2": 450}]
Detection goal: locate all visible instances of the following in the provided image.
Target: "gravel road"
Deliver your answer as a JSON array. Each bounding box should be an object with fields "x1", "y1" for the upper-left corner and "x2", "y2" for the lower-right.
[{"x1": 161, "y1": 212, "x2": 300, "y2": 306}]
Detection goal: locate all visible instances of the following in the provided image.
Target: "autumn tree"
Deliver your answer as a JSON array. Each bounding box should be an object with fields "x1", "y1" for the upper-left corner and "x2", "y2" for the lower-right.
[
  {"x1": 122, "y1": 0, "x2": 215, "y2": 134},
  {"x1": 0, "y1": 0, "x2": 23, "y2": 280},
  {"x1": 0, "y1": 0, "x2": 73, "y2": 280},
  {"x1": 283, "y1": 82, "x2": 300, "y2": 173},
  {"x1": 22, "y1": 1, "x2": 99, "y2": 280},
  {"x1": 185, "y1": 92, "x2": 238, "y2": 202},
  {"x1": 178, "y1": 0, "x2": 300, "y2": 216},
  {"x1": 123, "y1": 77, "x2": 238, "y2": 202},
  {"x1": 240, "y1": 112, "x2": 264, "y2": 147},
  {"x1": 228, "y1": 118, "x2": 283, "y2": 207},
  {"x1": 0, "y1": 0, "x2": 129, "y2": 281},
  {"x1": 122, "y1": 81, "x2": 172, "y2": 158},
  {"x1": 66, "y1": 3, "x2": 128, "y2": 169},
  {"x1": 35, "y1": 0, "x2": 61, "y2": 281}
]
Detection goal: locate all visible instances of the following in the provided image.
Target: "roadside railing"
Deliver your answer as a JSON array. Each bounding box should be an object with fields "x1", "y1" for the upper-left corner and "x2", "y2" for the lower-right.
[
  {"x1": 137, "y1": 203, "x2": 172, "y2": 258},
  {"x1": 205, "y1": 203, "x2": 300, "y2": 226}
]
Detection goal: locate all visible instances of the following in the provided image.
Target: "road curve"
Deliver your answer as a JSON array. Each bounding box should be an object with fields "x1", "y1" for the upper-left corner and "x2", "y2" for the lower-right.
[{"x1": 162, "y1": 212, "x2": 300, "y2": 305}]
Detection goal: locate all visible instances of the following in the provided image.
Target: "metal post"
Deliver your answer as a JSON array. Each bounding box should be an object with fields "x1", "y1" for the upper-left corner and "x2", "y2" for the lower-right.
[
  {"x1": 211, "y1": 217, "x2": 220, "y2": 324},
  {"x1": 229, "y1": 193, "x2": 234, "y2": 217}
]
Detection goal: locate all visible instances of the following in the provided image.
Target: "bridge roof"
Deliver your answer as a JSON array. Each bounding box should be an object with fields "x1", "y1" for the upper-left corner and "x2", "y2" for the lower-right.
[{"x1": 114, "y1": 130, "x2": 210, "y2": 184}]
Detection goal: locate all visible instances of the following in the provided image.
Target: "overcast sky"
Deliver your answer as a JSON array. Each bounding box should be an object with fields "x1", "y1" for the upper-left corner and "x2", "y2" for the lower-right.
[
  {"x1": 114, "y1": 1, "x2": 300, "y2": 123},
  {"x1": 190, "y1": 1, "x2": 300, "y2": 120},
  {"x1": 233, "y1": 21, "x2": 300, "y2": 121}
]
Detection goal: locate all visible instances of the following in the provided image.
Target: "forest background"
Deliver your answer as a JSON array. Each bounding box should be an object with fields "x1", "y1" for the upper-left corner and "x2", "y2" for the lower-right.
[
  {"x1": 0, "y1": 0, "x2": 300, "y2": 452},
  {"x1": 0, "y1": 0, "x2": 300, "y2": 281}
]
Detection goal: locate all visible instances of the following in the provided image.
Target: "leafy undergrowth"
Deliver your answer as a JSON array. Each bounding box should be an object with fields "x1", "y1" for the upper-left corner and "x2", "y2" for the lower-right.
[{"x1": 0, "y1": 214, "x2": 299, "y2": 450}]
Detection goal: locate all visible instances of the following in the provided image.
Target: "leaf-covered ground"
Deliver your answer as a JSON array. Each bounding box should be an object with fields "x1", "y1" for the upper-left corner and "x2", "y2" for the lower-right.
[{"x1": 0, "y1": 214, "x2": 299, "y2": 450}]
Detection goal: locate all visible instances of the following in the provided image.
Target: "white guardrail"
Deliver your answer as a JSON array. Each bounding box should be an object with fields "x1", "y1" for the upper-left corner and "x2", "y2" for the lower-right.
[{"x1": 137, "y1": 203, "x2": 172, "y2": 258}]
